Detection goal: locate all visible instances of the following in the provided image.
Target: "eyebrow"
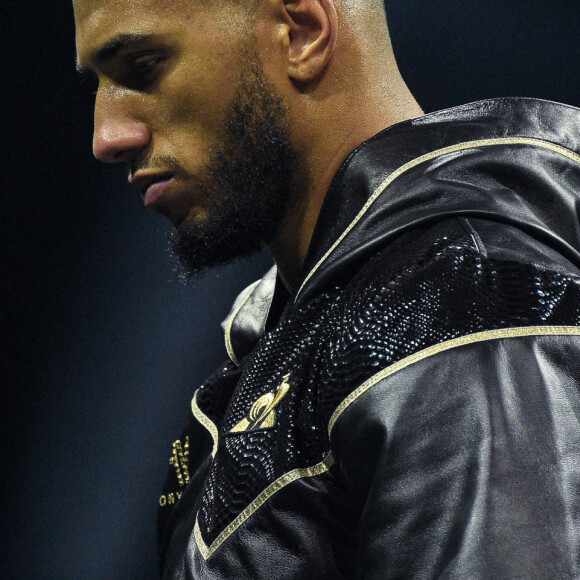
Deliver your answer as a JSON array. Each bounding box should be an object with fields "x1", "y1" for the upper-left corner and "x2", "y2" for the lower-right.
[{"x1": 76, "y1": 33, "x2": 157, "y2": 78}]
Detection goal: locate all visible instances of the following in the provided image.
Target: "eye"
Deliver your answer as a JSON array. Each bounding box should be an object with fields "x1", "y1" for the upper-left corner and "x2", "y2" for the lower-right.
[
  {"x1": 126, "y1": 55, "x2": 163, "y2": 90},
  {"x1": 133, "y1": 57, "x2": 159, "y2": 77}
]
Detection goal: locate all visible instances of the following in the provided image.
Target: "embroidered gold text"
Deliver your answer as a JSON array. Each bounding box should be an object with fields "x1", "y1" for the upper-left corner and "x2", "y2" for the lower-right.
[
  {"x1": 159, "y1": 491, "x2": 183, "y2": 507},
  {"x1": 169, "y1": 436, "x2": 190, "y2": 487}
]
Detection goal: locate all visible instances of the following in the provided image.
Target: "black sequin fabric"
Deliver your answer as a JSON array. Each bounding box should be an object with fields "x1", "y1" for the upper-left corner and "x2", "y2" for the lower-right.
[{"x1": 195, "y1": 218, "x2": 580, "y2": 547}]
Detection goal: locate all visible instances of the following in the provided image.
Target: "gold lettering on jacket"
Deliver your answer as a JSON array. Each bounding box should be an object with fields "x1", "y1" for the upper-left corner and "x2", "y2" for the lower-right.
[
  {"x1": 230, "y1": 373, "x2": 291, "y2": 433},
  {"x1": 169, "y1": 436, "x2": 190, "y2": 487},
  {"x1": 159, "y1": 491, "x2": 183, "y2": 507}
]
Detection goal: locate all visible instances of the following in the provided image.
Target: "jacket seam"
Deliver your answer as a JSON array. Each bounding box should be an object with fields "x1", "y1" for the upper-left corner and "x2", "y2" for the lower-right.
[
  {"x1": 458, "y1": 216, "x2": 488, "y2": 258},
  {"x1": 194, "y1": 452, "x2": 335, "y2": 560},
  {"x1": 327, "y1": 325, "x2": 580, "y2": 437}
]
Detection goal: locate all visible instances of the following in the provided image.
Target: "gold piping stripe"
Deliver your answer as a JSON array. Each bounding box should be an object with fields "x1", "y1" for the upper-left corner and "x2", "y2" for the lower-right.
[
  {"x1": 191, "y1": 391, "x2": 219, "y2": 458},
  {"x1": 195, "y1": 452, "x2": 335, "y2": 560},
  {"x1": 328, "y1": 325, "x2": 580, "y2": 436},
  {"x1": 224, "y1": 280, "x2": 261, "y2": 367},
  {"x1": 296, "y1": 137, "x2": 580, "y2": 301}
]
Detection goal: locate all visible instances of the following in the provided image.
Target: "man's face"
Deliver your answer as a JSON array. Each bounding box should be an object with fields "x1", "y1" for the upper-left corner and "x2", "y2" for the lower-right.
[{"x1": 74, "y1": 0, "x2": 304, "y2": 277}]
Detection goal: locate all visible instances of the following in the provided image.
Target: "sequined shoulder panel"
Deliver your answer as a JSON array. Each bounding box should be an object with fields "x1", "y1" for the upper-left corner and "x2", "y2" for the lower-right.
[{"x1": 316, "y1": 219, "x2": 580, "y2": 428}]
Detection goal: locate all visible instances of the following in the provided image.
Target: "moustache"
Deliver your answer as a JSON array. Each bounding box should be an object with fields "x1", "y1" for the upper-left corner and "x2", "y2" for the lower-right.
[{"x1": 129, "y1": 155, "x2": 189, "y2": 180}]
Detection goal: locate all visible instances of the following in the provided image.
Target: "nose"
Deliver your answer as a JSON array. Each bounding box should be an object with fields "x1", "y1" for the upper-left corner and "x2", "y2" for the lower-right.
[{"x1": 92, "y1": 90, "x2": 150, "y2": 164}]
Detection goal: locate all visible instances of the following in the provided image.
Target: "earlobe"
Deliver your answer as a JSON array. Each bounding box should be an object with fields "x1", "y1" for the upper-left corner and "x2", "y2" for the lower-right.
[{"x1": 283, "y1": 0, "x2": 337, "y2": 82}]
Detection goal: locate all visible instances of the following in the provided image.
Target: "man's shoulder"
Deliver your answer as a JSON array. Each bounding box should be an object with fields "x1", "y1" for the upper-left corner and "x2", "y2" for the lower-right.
[
  {"x1": 300, "y1": 215, "x2": 580, "y2": 439},
  {"x1": 313, "y1": 214, "x2": 580, "y2": 391},
  {"x1": 337, "y1": 215, "x2": 580, "y2": 339}
]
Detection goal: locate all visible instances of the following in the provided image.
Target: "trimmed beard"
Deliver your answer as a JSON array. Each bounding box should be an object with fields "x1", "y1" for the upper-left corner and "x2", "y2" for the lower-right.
[{"x1": 170, "y1": 50, "x2": 305, "y2": 281}]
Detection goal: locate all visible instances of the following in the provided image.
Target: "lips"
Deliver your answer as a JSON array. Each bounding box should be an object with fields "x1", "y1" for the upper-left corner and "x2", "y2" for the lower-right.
[
  {"x1": 142, "y1": 177, "x2": 174, "y2": 207},
  {"x1": 129, "y1": 172, "x2": 174, "y2": 208}
]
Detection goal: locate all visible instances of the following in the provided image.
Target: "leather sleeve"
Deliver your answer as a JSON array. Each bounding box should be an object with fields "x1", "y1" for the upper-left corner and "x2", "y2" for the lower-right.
[{"x1": 330, "y1": 333, "x2": 580, "y2": 579}]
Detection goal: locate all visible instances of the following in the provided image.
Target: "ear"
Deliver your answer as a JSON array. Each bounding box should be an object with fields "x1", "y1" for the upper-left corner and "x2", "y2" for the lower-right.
[{"x1": 282, "y1": 0, "x2": 338, "y2": 82}]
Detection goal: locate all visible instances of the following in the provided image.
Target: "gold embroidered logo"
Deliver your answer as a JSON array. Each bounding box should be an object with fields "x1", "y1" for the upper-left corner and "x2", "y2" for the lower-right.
[
  {"x1": 230, "y1": 373, "x2": 291, "y2": 433},
  {"x1": 169, "y1": 436, "x2": 190, "y2": 487}
]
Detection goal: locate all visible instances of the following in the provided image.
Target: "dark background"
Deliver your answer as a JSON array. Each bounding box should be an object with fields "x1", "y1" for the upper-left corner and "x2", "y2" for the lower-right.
[{"x1": 1, "y1": 1, "x2": 578, "y2": 578}]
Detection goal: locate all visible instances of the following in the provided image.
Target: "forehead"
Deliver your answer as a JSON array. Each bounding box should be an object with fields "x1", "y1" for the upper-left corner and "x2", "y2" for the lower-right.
[
  {"x1": 74, "y1": 0, "x2": 254, "y2": 73},
  {"x1": 74, "y1": 0, "x2": 193, "y2": 24},
  {"x1": 74, "y1": 0, "x2": 188, "y2": 63},
  {"x1": 74, "y1": 0, "x2": 200, "y2": 45}
]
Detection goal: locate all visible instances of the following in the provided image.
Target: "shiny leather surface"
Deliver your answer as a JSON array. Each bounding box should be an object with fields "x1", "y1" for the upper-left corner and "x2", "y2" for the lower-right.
[
  {"x1": 334, "y1": 334, "x2": 580, "y2": 578},
  {"x1": 158, "y1": 98, "x2": 580, "y2": 578}
]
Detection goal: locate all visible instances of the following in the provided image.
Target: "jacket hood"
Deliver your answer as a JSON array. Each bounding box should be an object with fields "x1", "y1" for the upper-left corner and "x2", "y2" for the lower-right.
[
  {"x1": 223, "y1": 97, "x2": 580, "y2": 365},
  {"x1": 297, "y1": 97, "x2": 580, "y2": 303}
]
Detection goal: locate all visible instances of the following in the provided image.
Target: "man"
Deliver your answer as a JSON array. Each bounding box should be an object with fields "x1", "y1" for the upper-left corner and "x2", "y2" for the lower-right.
[{"x1": 74, "y1": 0, "x2": 580, "y2": 577}]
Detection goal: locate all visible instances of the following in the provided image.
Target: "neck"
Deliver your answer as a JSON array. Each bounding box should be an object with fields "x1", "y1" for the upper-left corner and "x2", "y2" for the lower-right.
[{"x1": 268, "y1": 72, "x2": 422, "y2": 292}]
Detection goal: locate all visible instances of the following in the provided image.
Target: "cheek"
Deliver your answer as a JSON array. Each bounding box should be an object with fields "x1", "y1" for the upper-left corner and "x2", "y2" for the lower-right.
[
  {"x1": 145, "y1": 70, "x2": 239, "y2": 175},
  {"x1": 158, "y1": 59, "x2": 241, "y2": 145}
]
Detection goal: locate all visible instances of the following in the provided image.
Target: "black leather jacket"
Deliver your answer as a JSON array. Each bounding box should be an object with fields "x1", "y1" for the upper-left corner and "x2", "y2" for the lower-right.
[{"x1": 158, "y1": 97, "x2": 580, "y2": 579}]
